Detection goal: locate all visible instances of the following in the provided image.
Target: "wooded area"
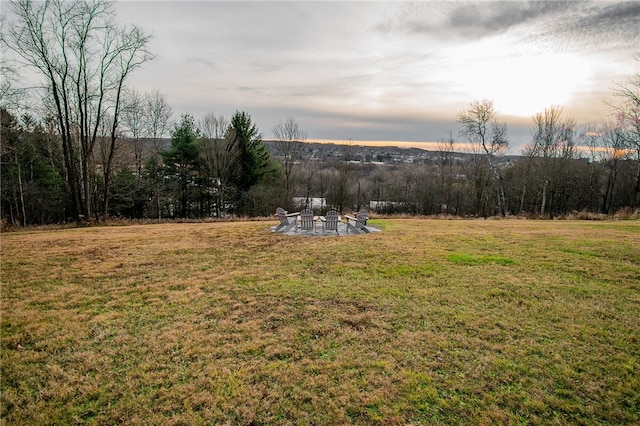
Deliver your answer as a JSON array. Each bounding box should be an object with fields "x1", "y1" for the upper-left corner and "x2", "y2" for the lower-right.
[
  {"x1": 1, "y1": 0, "x2": 639, "y2": 227},
  {"x1": 2, "y1": 102, "x2": 639, "y2": 227}
]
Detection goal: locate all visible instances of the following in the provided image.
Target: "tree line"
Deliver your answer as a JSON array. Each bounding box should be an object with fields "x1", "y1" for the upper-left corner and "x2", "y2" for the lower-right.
[{"x1": 1, "y1": 0, "x2": 639, "y2": 227}]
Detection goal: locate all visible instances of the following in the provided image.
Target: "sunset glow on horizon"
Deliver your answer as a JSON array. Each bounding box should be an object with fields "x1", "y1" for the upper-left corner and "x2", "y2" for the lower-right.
[
  {"x1": 305, "y1": 139, "x2": 476, "y2": 152},
  {"x1": 111, "y1": 1, "x2": 639, "y2": 152}
]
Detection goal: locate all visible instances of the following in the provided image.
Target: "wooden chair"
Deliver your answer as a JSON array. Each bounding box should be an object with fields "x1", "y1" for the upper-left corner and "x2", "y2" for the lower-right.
[
  {"x1": 298, "y1": 208, "x2": 316, "y2": 234},
  {"x1": 345, "y1": 209, "x2": 369, "y2": 234},
  {"x1": 274, "y1": 207, "x2": 299, "y2": 233},
  {"x1": 321, "y1": 209, "x2": 340, "y2": 235}
]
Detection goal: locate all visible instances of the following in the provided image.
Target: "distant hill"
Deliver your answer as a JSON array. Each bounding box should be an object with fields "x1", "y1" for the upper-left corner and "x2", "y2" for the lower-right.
[{"x1": 127, "y1": 137, "x2": 520, "y2": 166}]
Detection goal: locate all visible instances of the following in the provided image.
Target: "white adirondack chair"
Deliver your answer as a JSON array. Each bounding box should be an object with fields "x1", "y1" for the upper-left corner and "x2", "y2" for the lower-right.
[
  {"x1": 274, "y1": 207, "x2": 299, "y2": 233},
  {"x1": 321, "y1": 209, "x2": 340, "y2": 235},
  {"x1": 345, "y1": 209, "x2": 369, "y2": 234},
  {"x1": 298, "y1": 208, "x2": 316, "y2": 234}
]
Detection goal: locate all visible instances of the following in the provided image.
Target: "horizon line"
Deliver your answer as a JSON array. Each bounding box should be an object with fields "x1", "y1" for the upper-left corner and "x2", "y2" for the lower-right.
[{"x1": 302, "y1": 139, "x2": 469, "y2": 151}]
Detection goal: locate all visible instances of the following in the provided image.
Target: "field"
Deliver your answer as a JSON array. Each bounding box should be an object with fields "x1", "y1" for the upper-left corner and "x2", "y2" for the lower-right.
[{"x1": 1, "y1": 219, "x2": 639, "y2": 425}]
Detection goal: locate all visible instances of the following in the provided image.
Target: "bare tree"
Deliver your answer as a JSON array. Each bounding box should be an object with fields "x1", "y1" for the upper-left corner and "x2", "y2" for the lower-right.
[
  {"x1": 326, "y1": 153, "x2": 352, "y2": 213},
  {"x1": 0, "y1": 111, "x2": 26, "y2": 226},
  {"x1": 141, "y1": 90, "x2": 172, "y2": 217},
  {"x1": 437, "y1": 130, "x2": 457, "y2": 214},
  {"x1": 144, "y1": 90, "x2": 172, "y2": 145},
  {"x1": 199, "y1": 113, "x2": 239, "y2": 217},
  {"x1": 299, "y1": 158, "x2": 316, "y2": 209},
  {"x1": 611, "y1": 56, "x2": 640, "y2": 208},
  {"x1": 272, "y1": 116, "x2": 306, "y2": 209},
  {"x1": 121, "y1": 88, "x2": 146, "y2": 141},
  {"x1": 0, "y1": 15, "x2": 26, "y2": 111},
  {"x1": 583, "y1": 121, "x2": 629, "y2": 214},
  {"x1": 200, "y1": 113, "x2": 228, "y2": 140},
  {"x1": 518, "y1": 140, "x2": 539, "y2": 215},
  {"x1": 599, "y1": 126, "x2": 628, "y2": 214},
  {"x1": 115, "y1": 89, "x2": 171, "y2": 218},
  {"x1": 529, "y1": 106, "x2": 576, "y2": 217},
  {"x1": 458, "y1": 99, "x2": 509, "y2": 216},
  {"x1": 6, "y1": 0, "x2": 153, "y2": 221},
  {"x1": 120, "y1": 88, "x2": 146, "y2": 192}
]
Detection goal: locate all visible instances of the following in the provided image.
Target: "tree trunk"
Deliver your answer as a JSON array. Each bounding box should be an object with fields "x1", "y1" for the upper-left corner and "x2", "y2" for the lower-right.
[
  {"x1": 634, "y1": 162, "x2": 640, "y2": 210},
  {"x1": 519, "y1": 182, "x2": 527, "y2": 214},
  {"x1": 601, "y1": 160, "x2": 618, "y2": 214},
  {"x1": 541, "y1": 179, "x2": 548, "y2": 217},
  {"x1": 14, "y1": 151, "x2": 27, "y2": 227}
]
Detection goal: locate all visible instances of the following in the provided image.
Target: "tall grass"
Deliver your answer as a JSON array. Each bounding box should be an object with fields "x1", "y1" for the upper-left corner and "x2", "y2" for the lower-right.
[{"x1": 2, "y1": 219, "x2": 639, "y2": 424}]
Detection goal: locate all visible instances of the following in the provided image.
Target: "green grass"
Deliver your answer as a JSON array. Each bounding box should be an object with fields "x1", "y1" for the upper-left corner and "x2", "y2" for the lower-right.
[
  {"x1": 447, "y1": 252, "x2": 515, "y2": 265},
  {"x1": 1, "y1": 219, "x2": 639, "y2": 425}
]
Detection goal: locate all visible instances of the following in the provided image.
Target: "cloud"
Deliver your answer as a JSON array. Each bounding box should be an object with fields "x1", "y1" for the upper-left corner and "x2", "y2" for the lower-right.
[
  {"x1": 375, "y1": 1, "x2": 574, "y2": 41},
  {"x1": 375, "y1": 1, "x2": 640, "y2": 52},
  {"x1": 111, "y1": 1, "x2": 637, "y2": 154},
  {"x1": 544, "y1": 2, "x2": 640, "y2": 52}
]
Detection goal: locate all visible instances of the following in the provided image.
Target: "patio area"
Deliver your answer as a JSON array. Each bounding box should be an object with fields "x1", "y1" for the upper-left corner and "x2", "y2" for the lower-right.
[
  {"x1": 270, "y1": 220, "x2": 381, "y2": 236},
  {"x1": 271, "y1": 208, "x2": 380, "y2": 236}
]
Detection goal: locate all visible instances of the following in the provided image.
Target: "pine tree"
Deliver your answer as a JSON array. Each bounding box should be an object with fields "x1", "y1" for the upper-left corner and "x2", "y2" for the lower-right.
[
  {"x1": 230, "y1": 111, "x2": 275, "y2": 192},
  {"x1": 161, "y1": 114, "x2": 201, "y2": 217}
]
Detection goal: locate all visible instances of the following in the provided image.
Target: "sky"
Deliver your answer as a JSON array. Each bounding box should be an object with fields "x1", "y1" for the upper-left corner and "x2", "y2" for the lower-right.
[{"x1": 116, "y1": 0, "x2": 640, "y2": 153}]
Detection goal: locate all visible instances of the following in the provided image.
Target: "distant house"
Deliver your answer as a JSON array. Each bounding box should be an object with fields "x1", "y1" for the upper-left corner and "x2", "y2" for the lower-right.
[{"x1": 293, "y1": 197, "x2": 326, "y2": 210}]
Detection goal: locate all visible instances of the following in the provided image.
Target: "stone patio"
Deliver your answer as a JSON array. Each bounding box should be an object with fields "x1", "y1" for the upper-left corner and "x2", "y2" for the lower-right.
[{"x1": 270, "y1": 220, "x2": 380, "y2": 236}]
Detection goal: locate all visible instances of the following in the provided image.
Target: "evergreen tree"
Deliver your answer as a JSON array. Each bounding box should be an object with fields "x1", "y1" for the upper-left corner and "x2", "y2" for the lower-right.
[
  {"x1": 230, "y1": 111, "x2": 275, "y2": 192},
  {"x1": 109, "y1": 168, "x2": 137, "y2": 218},
  {"x1": 161, "y1": 114, "x2": 201, "y2": 218},
  {"x1": 1, "y1": 109, "x2": 67, "y2": 226},
  {"x1": 143, "y1": 154, "x2": 166, "y2": 219}
]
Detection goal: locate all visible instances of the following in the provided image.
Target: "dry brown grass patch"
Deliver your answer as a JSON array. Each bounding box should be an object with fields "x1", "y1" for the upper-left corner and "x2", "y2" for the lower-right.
[{"x1": 2, "y1": 219, "x2": 639, "y2": 424}]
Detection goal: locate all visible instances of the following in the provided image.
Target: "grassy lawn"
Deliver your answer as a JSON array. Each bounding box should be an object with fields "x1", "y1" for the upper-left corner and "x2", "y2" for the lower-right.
[{"x1": 1, "y1": 219, "x2": 639, "y2": 425}]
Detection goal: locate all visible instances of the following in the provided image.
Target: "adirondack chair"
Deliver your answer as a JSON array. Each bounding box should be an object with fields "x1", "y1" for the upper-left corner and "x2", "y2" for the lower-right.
[
  {"x1": 321, "y1": 209, "x2": 340, "y2": 235},
  {"x1": 298, "y1": 208, "x2": 316, "y2": 234},
  {"x1": 345, "y1": 209, "x2": 369, "y2": 234},
  {"x1": 274, "y1": 207, "x2": 299, "y2": 233}
]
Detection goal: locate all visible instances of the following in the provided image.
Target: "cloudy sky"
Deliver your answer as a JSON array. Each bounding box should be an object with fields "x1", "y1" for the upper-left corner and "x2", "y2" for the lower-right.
[{"x1": 116, "y1": 1, "x2": 640, "y2": 152}]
